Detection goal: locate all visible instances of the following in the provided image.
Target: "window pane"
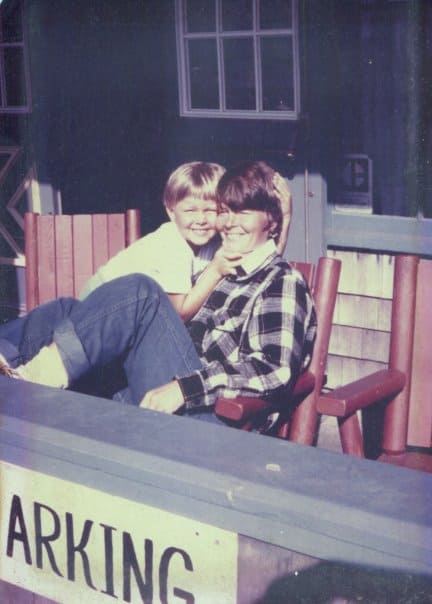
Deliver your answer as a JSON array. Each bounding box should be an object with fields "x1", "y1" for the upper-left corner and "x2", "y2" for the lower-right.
[
  {"x1": 1, "y1": 2, "x2": 23, "y2": 43},
  {"x1": 221, "y1": 0, "x2": 253, "y2": 31},
  {"x1": 261, "y1": 36, "x2": 294, "y2": 111},
  {"x1": 4, "y1": 47, "x2": 27, "y2": 106},
  {"x1": 259, "y1": 0, "x2": 292, "y2": 30},
  {"x1": 224, "y1": 38, "x2": 255, "y2": 110},
  {"x1": 186, "y1": 0, "x2": 215, "y2": 33},
  {"x1": 188, "y1": 39, "x2": 219, "y2": 109}
]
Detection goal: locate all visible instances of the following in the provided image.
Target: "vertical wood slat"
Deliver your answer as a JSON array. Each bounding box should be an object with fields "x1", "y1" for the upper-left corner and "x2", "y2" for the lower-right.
[
  {"x1": 72, "y1": 215, "x2": 94, "y2": 297},
  {"x1": 24, "y1": 212, "x2": 39, "y2": 311},
  {"x1": 407, "y1": 259, "x2": 432, "y2": 447},
  {"x1": 91, "y1": 214, "x2": 109, "y2": 272},
  {"x1": 126, "y1": 208, "x2": 141, "y2": 245},
  {"x1": 290, "y1": 261, "x2": 315, "y2": 288},
  {"x1": 107, "y1": 214, "x2": 126, "y2": 258},
  {"x1": 37, "y1": 216, "x2": 57, "y2": 305},
  {"x1": 54, "y1": 215, "x2": 74, "y2": 299}
]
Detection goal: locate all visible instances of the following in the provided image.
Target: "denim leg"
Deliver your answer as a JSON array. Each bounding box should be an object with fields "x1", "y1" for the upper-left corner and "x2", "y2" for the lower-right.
[
  {"x1": 53, "y1": 274, "x2": 202, "y2": 405},
  {"x1": 0, "y1": 298, "x2": 76, "y2": 367}
]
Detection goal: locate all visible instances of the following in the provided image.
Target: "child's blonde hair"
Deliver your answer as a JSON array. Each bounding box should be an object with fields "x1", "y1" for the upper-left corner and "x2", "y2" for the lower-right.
[{"x1": 163, "y1": 162, "x2": 225, "y2": 209}]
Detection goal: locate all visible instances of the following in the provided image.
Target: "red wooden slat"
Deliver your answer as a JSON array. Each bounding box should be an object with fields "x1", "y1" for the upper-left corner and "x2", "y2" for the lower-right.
[
  {"x1": 37, "y1": 216, "x2": 57, "y2": 305},
  {"x1": 24, "y1": 212, "x2": 39, "y2": 311},
  {"x1": 107, "y1": 214, "x2": 126, "y2": 258},
  {"x1": 92, "y1": 214, "x2": 109, "y2": 272},
  {"x1": 290, "y1": 261, "x2": 315, "y2": 288},
  {"x1": 126, "y1": 208, "x2": 141, "y2": 245},
  {"x1": 383, "y1": 255, "x2": 418, "y2": 455},
  {"x1": 54, "y1": 215, "x2": 74, "y2": 298},
  {"x1": 72, "y1": 215, "x2": 94, "y2": 297},
  {"x1": 407, "y1": 259, "x2": 432, "y2": 447}
]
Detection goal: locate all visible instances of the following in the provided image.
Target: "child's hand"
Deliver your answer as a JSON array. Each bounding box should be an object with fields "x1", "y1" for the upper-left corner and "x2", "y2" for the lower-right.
[
  {"x1": 211, "y1": 247, "x2": 243, "y2": 277},
  {"x1": 273, "y1": 172, "x2": 292, "y2": 218}
]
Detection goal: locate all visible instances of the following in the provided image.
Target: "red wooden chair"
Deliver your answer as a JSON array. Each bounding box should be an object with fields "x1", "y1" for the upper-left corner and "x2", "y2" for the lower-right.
[
  {"x1": 24, "y1": 209, "x2": 141, "y2": 311},
  {"x1": 215, "y1": 256, "x2": 341, "y2": 445},
  {"x1": 317, "y1": 255, "x2": 432, "y2": 473}
]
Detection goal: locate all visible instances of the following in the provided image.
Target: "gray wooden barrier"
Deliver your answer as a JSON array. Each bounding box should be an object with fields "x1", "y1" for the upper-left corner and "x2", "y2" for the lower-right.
[{"x1": 0, "y1": 377, "x2": 431, "y2": 603}]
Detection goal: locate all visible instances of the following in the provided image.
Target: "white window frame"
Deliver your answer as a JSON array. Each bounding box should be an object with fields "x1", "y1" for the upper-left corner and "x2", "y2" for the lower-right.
[
  {"x1": 175, "y1": 0, "x2": 301, "y2": 120},
  {"x1": 0, "y1": 0, "x2": 31, "y2": 114}
]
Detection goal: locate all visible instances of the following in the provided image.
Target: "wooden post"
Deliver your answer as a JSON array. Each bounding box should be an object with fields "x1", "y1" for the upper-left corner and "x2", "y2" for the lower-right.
[
  {"x1": 382, "y1": 255, "x2": 419, "y2": 455},
  {"x1": 126, "y1": 208, "x2": 141, "y2": 245},
  {"x1": 290, "y1": 257, "x2": 341, "y2": 445}
]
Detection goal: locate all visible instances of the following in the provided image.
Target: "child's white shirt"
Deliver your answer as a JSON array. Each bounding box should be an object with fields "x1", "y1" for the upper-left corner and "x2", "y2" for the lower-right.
[{"x1": 79, "y1": 222, "x2": 220, "y2": 299}]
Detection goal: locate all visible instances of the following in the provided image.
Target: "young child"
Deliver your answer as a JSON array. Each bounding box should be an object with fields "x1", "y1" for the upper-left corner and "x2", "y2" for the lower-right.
[
  {"x1": 79, "y1": 161, "x2": 292, "y2": 321},
  {"x1": 79, "y1": 162, "x2": 237, "y2": 321}
]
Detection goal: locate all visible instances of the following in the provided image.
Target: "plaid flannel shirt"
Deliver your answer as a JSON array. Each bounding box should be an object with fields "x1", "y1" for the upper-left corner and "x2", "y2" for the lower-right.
[{"x1": 177, "y1": 241, "x2": 317, "y2": 409}]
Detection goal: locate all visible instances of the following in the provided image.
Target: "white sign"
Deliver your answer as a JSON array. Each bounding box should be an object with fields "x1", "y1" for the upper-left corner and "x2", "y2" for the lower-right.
[{"x1": 0, "y1": 461, "x2": 238, "y2": 603}]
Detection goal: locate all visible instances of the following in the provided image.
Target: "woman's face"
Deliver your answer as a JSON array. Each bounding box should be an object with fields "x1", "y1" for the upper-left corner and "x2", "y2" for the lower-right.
[{"x1": 216, "y1": 204, "x2": 275, "y2": 254}]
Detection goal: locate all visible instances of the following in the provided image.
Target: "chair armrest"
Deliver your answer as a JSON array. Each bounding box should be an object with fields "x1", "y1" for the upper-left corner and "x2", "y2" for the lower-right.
[
  {"x1": 292, "y1": 370, "x2": 315, "y2": 397},
  {"x1": 215, "y1": 396, "x2": 271, "y2": 422},
  {"x1": 215, "y1": 370, "x2": 316, "y2": 422},
  {"x1": 317, "y1": 369, "x2": 406, "y2": 417}
]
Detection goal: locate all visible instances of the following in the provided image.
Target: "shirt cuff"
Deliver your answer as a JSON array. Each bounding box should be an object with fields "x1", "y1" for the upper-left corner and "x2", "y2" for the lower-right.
[{"x1": 177, "y1": 371, "x2": 207, "y2": 408}]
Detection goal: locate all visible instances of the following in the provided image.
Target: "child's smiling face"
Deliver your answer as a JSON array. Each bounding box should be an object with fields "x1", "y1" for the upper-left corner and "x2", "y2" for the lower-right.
[{"x1": 167, "y1": 196, "x2": 218, "y2": 252}]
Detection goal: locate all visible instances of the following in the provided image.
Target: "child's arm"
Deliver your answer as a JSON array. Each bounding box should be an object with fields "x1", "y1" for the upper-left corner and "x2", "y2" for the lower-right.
[
  {"x1": 273, "y1": 172, "x2": 292, "y2": 256},
  {"x1": 168, "y1": 248, "x2": 242, "y2": 321}
]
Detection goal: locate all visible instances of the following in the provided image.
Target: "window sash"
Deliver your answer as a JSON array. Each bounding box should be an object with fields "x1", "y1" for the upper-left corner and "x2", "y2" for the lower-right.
[
  {"x1": 175, "y1": 0, "x2": 300, "y2": 120},
  {"x1": 0, "y1": 0, "x2": 31, "y2": 113}
]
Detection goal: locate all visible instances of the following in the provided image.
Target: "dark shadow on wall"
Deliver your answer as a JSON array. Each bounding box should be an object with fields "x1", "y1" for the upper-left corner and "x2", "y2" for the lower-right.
[
  {"x1": 23, "y1": 0, "x2": 174, "y2": 232},
  {"x1": 255, "y1": 560, "x2": 432, "y2": 604}
]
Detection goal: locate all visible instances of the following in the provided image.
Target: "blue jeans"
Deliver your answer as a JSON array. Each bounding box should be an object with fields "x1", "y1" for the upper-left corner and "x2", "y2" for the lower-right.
[{"x1": 0, "y1": 275, "x2": 205, "y2": 409}]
